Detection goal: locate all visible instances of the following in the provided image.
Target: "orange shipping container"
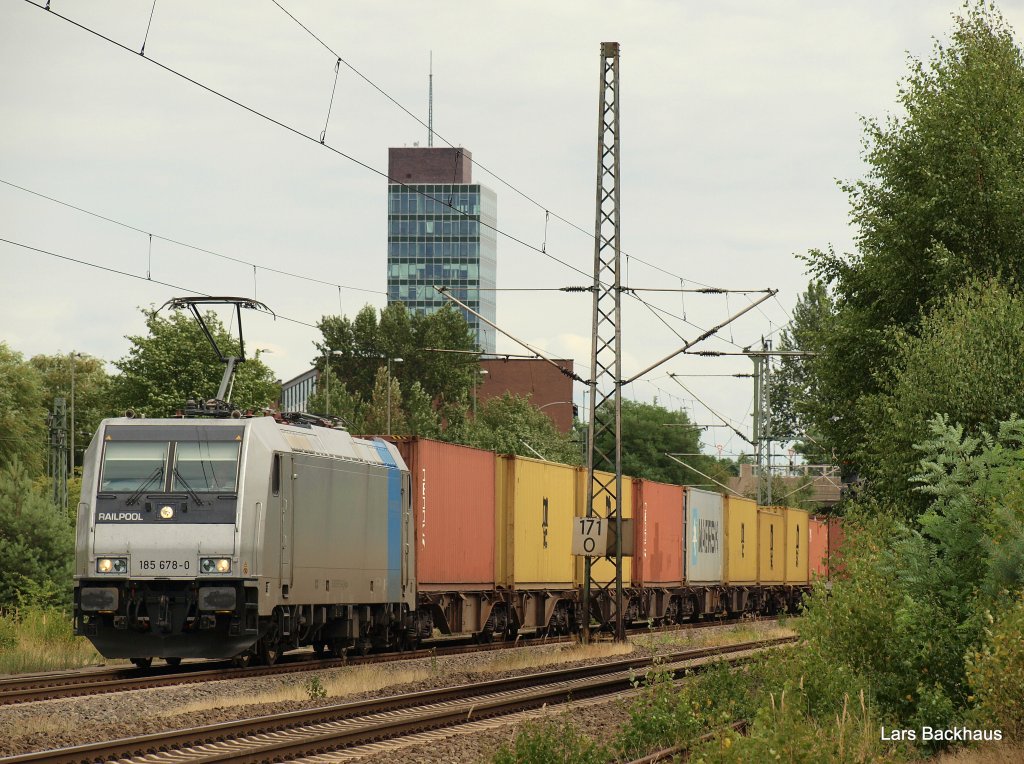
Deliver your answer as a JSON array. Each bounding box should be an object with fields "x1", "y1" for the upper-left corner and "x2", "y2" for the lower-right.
[
  {"x1": 723, "y1": 496, "x2": 758, "y2": 584},
  {"x1": 828, "y1": 516, "x2": 846, "y2": 579},
  {"x1": 390, "y1": 438, "x2": 495, "y2": 590},
  {"x1": 495, "y1": 455, "x2": 576, "y2": 589},
  {"x1": 575, "y1": 469, "x2": 633, "y2": 586},
  {"x1": 808, "y1": 516, "x2": 829, "y2": 580},
  {"x1": 784, "y1": 508, "x2": 809, "y2": 584},
  {"x1": 757, "y1": 507, "x2": 785, "y2": 584},
  {"x1": 631, "y1": 479, "x2": 684, "y2": 586}
]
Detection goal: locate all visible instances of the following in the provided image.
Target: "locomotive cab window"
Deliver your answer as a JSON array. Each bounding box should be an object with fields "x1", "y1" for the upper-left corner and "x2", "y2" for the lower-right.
[
  {"x1": 272, "y1": 453, "x2": 281, "y2": 496},
  {"x1": 172, "y1": 442, "x2": 241, "y2": 493},
  {"x1": 100, "y1": 442, "x2": 169, "y2": 492}
]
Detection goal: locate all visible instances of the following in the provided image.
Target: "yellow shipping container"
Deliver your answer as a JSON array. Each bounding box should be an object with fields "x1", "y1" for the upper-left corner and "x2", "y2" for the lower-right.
[
  {"x1": 784, "y1": 507, "x2": 810, "y2": 584},
  {"x1": 574, "y1": 469, "x2": 633, "y2": 586},
  {"x1": 757, "y1": 507, "x2": 785, "y2": 584},
  {"x1": 723, "y1": 496, "x2": 758, "y2": 584},
  {"x1": 495, "y1": 455, "x2": 576, "y2": 589}
]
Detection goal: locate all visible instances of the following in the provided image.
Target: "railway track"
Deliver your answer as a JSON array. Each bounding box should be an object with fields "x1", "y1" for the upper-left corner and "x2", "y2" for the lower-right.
[
  {"x1": 0, "y1": 615, "x2": 781, "y2": 706},
  {"x1": 1, "y1": 636, "x2": 794, "y2": 764}
]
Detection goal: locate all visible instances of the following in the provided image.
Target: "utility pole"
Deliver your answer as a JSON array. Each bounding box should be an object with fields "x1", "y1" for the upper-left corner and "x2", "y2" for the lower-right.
[
  {"x1": 583, "y1": 41, "x2": 624, "y2": 643},
  {"x1": 747, "y1": 344, "x2": 816, "y2": 505}
]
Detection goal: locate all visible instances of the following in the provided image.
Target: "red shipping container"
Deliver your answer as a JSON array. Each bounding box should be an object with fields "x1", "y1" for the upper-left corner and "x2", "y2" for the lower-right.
[
  {"x1": 632, "y1": 479, "x2": 685, "y2": 586},
  {"x1": 828, "y1": 516, "x2": 846, "y2": 579},
  {"x1": 808, "y1": 516, "x2": 829, "y2": 580},
  {"x1": 390, "y1": 437, "x2": 495, "y2": 590}
]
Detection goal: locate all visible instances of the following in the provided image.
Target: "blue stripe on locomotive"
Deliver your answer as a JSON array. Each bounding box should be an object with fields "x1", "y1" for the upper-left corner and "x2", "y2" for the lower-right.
[{"x1": 371, "y1": 440, "x2": 402, "y2": 601}]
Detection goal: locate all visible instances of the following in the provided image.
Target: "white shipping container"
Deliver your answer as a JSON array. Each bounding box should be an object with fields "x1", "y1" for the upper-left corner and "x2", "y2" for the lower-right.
[{"x1": 685, "y1": 488, "x2": 724, "y2": 584}]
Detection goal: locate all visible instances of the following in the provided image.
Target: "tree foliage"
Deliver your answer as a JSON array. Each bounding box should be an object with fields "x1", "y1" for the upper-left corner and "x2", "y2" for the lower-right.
[
  {"x1": 0, "y1": 344, "x2": 49, "y2": 477},
  {"x1": 109, "y1": 308, "x2": 280, "y2": 418},
  {"x1": 798, "y1": 414, "x2": 1024, "y2": 742},
  {"x1": 0, "y1": 459, "x2": 74, "y2": 609},
  {"x1": 859, "y1": 279, "x2": 1024, "y2": 514},
  {"x1": 452, "y1": 393, "x2": 581, "y2": 464},
  {"x1": 593, "y1": 399, "x2": 735, "y2": 488},
  {"x1": 796, "y1": 5, "x2": 1024, "y2": 482},
  {"x1": 29, "y1": 353, "x2": 112, "y2": 470}
]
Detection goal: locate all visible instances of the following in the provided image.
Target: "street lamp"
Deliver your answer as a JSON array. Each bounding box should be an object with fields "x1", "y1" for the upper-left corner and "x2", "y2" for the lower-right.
[{"x1": 386, "y1": 356, "x2": 404, "y2": 435}]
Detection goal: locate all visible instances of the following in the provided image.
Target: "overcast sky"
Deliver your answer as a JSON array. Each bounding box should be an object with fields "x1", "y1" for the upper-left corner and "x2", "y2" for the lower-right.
[{"x1": 2, "y1": 0, "x2": 1014, "y2": 457}]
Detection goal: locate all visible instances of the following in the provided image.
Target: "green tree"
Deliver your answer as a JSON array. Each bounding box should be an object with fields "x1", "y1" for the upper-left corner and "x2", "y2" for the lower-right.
[
  {"x1": 800, "y1": 4, "x2": 1024, "y2": 478},
  {"x1": 593, "y1": 399, "x2": 727, "y2": 486},
  {"x1": 859, "y1": 279, "x2": 1024, "y2": 514},
  {"x1": 315, "y1": 303, "x2": 478, "y2": 412},
  {"x1": 0, "y1": 459, "x2": 74, "y2": 609},
  {"x1": 453, "y1": 393, "x2": 581, "y2": 463},
  {"x1": 29, "y1": 353, "x2": 112, "y2": 471},
  {"x1": 109, "y1": 308, "x2": 279, "y2": 418},
  {"x1": 769, "y1": 282, "x2": 834, "y2": 464},
  {"x1": 0, "y1": 344, "x2": 48, "y2": 477}
]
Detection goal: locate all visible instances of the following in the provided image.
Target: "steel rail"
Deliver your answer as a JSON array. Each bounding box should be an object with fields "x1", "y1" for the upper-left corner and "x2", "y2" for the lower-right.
[
  {"x1": 2, "y1": 637, "x2": 795, "y2": 764},
  {"x1": 0, "y1": 616, "x2": 781, "y2": 706}
]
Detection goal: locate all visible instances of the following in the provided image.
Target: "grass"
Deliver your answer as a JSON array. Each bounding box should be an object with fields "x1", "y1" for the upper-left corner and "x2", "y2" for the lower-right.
[
  {"x1": 923, "y1": 742, "x2": 1024, "y2": 763},
  {"x1": 631, "y1": 619, "x2": 796, "y2": 653},
  {"x1": 472, "y1": 640, "x2": 634, "y2": 675},
  {"x1": 0, "y1": 607, "x2": 109, "y2": 674},
  {"x1": 173, "y1": 664, "x2": 432, "y2": 714}
]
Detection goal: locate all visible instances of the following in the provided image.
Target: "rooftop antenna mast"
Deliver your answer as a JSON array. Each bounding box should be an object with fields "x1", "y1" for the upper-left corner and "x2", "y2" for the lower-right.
[
  {"x1": 160, "y1": 296, "x2": 275, "y2": 417},
  {"x1": 428, "y1": 51, "x2": 434, "y2": 147}
]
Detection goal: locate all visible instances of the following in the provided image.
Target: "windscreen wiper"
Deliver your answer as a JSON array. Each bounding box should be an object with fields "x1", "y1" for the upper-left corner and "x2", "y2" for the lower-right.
[
  {"x1": 126, "y1": 467, "x2": 164, "y2": 506},
  {"x1": 172, "y1": 468, "x2": 205, "y2": 506}
]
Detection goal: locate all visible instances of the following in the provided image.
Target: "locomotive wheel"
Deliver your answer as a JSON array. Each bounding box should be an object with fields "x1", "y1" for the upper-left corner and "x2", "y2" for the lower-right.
[
  {"x1": 130, "y1": 657, "x2": 152, "y2": 669},
  {"x1": 165, "y1": 657, "x2": 182, "y2": 667}
]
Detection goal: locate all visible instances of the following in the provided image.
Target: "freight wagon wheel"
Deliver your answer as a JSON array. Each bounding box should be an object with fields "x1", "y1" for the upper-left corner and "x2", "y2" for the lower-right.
[
  {"x1": 165, "y1": 657, "x2": 182, "y2": 667},
  {"x1": 231, "y1": 653, "x2": 252, "y2": 668},
  {"x1": 130, "y1": 657, "x2": 152, "y2": 669},
  {"x1": 313, "y1": 640, "x2": 327, "y2": 658},
  {"x1": 259, "y1": 641, "x2": 281, "y2": 666}
]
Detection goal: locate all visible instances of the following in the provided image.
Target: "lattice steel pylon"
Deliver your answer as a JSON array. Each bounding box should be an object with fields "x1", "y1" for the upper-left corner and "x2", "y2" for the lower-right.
[
  {"x1": 582, "y1": 41, "x2": 624, "y2": 643},
  {"x1": 47, "y1": 397, "x2": 68, "y2": 512},
  {"x1": 751, "y1": 344, "x2": 772, "y2": 505}
]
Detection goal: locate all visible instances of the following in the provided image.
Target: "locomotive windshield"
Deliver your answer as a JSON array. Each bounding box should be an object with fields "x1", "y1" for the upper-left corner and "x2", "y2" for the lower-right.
[
  {"x1": 98, "y1": 426, "x2": 244, "y2": 495},
  {"x1": 172, "y1": 442, "x2": 240, "y2": 493},
  {"x1": 100, "y1": 442, "x2": 168, "y2": 492}
]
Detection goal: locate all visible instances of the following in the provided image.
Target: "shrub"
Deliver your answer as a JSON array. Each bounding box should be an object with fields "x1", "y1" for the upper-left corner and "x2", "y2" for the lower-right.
[
  {"x1": 966, "y1": 595, "x2": 1024, "y2": 741},
  {"x1": 492, "y1": 719, "x2": 606, "y2": 764}
]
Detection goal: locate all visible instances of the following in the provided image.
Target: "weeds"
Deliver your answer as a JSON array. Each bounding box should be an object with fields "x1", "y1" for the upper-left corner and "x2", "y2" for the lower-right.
[{"x1": 0, "y1": 606, "x2": 107, "y2": 674}]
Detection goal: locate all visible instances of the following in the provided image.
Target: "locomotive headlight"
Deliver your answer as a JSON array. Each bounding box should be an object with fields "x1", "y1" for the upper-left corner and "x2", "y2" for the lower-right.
[
  {"x1": 96, "y1": 557, "x2": 127, "y2": 574},
  {"x1": 159, "y1": 505, "x2": 174, "y2": 519},
  {"x1": 200, "y1": 557, "x2": 231, "y2": 574}
]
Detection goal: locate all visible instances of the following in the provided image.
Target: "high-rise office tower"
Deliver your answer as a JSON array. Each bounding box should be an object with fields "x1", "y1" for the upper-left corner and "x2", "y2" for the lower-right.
[{"x1": 387, "y1": 147, "x2": 496, "y2": 352}]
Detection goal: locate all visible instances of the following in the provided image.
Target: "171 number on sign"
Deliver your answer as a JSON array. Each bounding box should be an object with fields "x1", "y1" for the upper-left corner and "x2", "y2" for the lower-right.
[{"x1": 572, "y1": 516, "x2": 607, "y2": 556}]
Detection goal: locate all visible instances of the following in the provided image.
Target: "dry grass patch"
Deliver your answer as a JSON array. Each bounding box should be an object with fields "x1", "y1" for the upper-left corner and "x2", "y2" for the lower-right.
[
  {"x1": 173, "y1": 665, "x2": 431, "y2": 715},
  {"x1": 471, "y1": 640, "x2": 634, "y2": 675},
  {"x1": 0, "y1": 712, "x2": 80, "y2": 748},
  {"x1": 924, "y1": 741, "x2": 1024, "y2": 763},
  {"x1": 631, "y1": 619, "x2": 796, "y2": 653}
]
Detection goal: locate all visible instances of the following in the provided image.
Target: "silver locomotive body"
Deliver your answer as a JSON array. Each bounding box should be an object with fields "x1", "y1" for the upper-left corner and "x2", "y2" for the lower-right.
[{"x1": 73, "y1": 416, "x2": 415, "y2": 662}]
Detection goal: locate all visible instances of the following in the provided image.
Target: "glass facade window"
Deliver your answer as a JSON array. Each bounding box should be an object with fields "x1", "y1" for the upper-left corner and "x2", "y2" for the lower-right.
[{"x1": 386, "y1": 183, "x2": 496, "y2": 352}]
